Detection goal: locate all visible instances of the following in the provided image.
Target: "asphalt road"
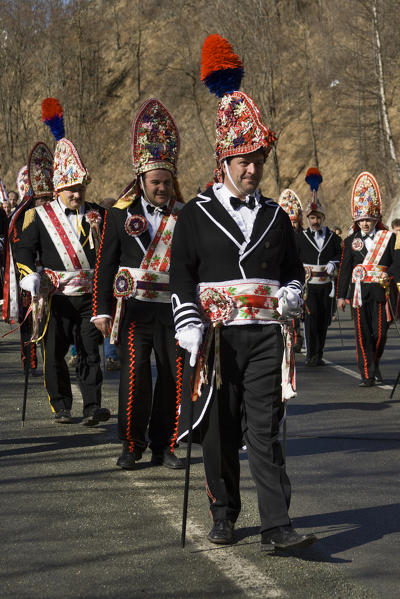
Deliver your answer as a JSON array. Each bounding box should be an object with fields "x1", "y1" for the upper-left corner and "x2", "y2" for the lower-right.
[{"x1": 0, "y1": 312, "x2": 399, "y2": 599}]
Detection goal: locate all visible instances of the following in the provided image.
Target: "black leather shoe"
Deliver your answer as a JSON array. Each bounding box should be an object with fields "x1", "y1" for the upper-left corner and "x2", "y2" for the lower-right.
[
  {"x1": 358, "y1": 379, "x2": 375, "y2": 387},
  {"x1": 54, "y1": 409, "x2": 73, "y2": 424},
  {"x1": 375, "y1": 368, "x2": 383, "y2": 385},
  {"x1": 305, "y1": 356, "x2": 318, "y2": 367},
  {"x1": 208, "y1": 519, "x2": 234, "y2": 545},
  {"x1": 117, "y1": 443, "x2": 143, "y2": 470},
  {"x1": 82, "y1": 407, "x2": 111, "y2": 426},
  {"x1": 261, "y1": 525, "x2": 317, "y2": 552},
  {"x1": 317, "y1": 358, "x2": 326, "y2": 366},
  {"x1": 151, "y1": 449, "x2": 184, "y2": 469}
]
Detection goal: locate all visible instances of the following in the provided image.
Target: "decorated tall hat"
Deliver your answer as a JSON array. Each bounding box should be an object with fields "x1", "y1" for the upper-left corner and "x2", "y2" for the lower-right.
[
  {"x1": 305, "y1": 167, "x2": 325, "y2": 217},
  {"x1": 27, "y1": 142, "x2": 54, "y2": 199},
  {"x1": 201, "y1": 34, "x2": 276, "y2": 182},
  {"x1": 351, "y1": 172, "x2": 382, "y2": 222},
  {"x1": 0, "y1": 178, "x2": 8, "y2": 204},
  {"x1": 131, "y1": 98, "x2": 180, "y2": 177},
  {"x1": 16, "y1": 166, "x2": 33, "y2": 202},
  {"x1": 278, "y1": 189, "x2": 303, "y2": 223},
  {"x1": 42, "y1": 97, "x2": 90, "y2": 191}
]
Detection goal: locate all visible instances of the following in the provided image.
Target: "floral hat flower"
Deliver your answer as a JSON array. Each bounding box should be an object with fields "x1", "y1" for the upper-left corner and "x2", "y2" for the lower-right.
[
  {"x1": 201, "y1": 34, "x2": 276, "y2": 182},
  {"x1": 52, "y1": 138, "x2": 90, "y2": 191},
  {"x1": 131, "y1": 98, "x2": 180, "y2": 177},
  {"x1": 278, "y1": 189, "x2": 303, "y2": 222},
  {"x1": 27, "y1": 142, "x2": 54, "y2": 199},
  {"x1": 16, "y1": 165, "x2": 33, "y2": 202},
  {"x1": 351, "y1": 172, "x2": 382, "y2": 222}
]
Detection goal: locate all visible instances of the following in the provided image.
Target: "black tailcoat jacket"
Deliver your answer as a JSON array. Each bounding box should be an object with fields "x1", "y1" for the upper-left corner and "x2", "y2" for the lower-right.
[
  {"x1": 170, "y1": 186, "x2": 305, "y2": 439},
  {"x1": 337, "y1": 229, "x2": 399, "y2": 303},
  {"x1": 296, "y1": 228, "x2": 342, "y2": 267},
  {"x1": 92, "y1": 197, "x2": 183, "y2": 323},
  {"x1": 14, "y1": 200, "x2": 104, "y2": 274}
]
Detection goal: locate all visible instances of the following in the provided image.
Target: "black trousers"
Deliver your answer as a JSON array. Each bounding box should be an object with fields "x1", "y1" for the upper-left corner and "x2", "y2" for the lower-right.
[
  {"x1": 44, "y1": 294, "x2": 103, "y2": 414},
  {"x1": 117, "y1": 299, "x2": 183, "y2": 454},
  {"x1": 352, "y1": 301, "x2": 388, "y2": 381},
  {"x1": 201, "y1": 324, "x2": 291, "y2": 533},
  {"x1": 304, "y1": 284, "x2": 333, "y2": 360}
]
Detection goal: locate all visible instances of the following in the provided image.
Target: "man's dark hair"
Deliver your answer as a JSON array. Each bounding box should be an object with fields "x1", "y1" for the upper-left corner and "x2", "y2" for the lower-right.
[
  {"x1": 391, "y1": 218, "x2": 400, "y2": 229},
  {"x1": 8, "y1": 190, "x2": 18, "y2": 200}
]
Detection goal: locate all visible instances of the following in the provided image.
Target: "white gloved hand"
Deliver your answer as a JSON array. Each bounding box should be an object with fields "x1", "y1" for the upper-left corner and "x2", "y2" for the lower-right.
[
  {"x1": 176, "y1": 325, "x2": 203, "y2": 367},
  {"x1": 325, "y1": 262, "x2": 335, "y2": 276},
  {"x1": 276, "y1": 286, "x2": 302, "y2": 318},
  {"x1": 19, "y1": 272, "x2": 40, "y2": 297}
]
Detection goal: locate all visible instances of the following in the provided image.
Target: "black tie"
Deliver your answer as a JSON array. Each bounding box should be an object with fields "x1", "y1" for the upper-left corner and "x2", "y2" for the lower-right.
[
  {"x1": 362, "y1": 233, "x2": 374, "y2": 240},
  {"x1": 230, "y1": 196, "x2": 256, "y2": 210},
  {"x1": 65, "y1": 208, "x2": 77, "y2": 216},
  {"x1": 146, "y1": 204, "x2": 168, "y2": 215}
]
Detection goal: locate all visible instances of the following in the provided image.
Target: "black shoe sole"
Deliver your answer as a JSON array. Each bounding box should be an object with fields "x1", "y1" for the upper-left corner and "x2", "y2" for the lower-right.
[
  {"x1": 116, "y1": 457, "x2": 138, "y2": 470},
  {"x1": 207, "y1": 534, "x2": 234, "y2": 545},
  {"x1": 55, "y1": 418, "x2": 73, "y2": 424},
  {"x1": 261, "y1": 534, "x2": 318, "y2": 552}
]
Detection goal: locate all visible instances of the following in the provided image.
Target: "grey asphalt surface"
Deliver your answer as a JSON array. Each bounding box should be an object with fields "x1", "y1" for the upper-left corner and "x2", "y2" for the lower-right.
[{"x1": 0, "y1": 312, "x2": 399, "y2": 599}]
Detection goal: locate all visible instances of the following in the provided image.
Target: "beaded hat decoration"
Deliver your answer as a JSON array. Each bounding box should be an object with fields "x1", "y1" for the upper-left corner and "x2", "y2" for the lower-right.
[
  {"x1": 351, "y1": 172, "x2": 381, "y2": 222},
  {"x1": 278, "y1": 189, "x2": 303, "y2": 222},
  {"x1": 201, "y1": 34, "x2": 276, "y2": 182},
  {"x1": 0, "y1": 178, "x2": 8, "y2": 204},
  {"x1": 52, "y1": 138, "x2": 90, "y2": 191},
  {"x1": 305, "y1": 167, "x2": 325, "y2": 217},
  {"x1": 131, "y1": 98, "x2": 180, "y2": 177},
  {"x1": 27, "y1": 142, "x2": 54, "y2": 199},
  {"x1": 16, "y1": 166, "x2": 33, "y2": 202}
]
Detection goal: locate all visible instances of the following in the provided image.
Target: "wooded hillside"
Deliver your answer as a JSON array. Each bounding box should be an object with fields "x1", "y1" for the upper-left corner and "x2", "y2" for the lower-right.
[{"x1": 1, "y1": 0, "x2": 400, "y2": 229}]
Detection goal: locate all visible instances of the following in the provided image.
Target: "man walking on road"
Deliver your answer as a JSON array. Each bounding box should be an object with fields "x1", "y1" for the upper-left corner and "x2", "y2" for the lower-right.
[
  {"x1": 92, "y1": 98, "x2": 185, "y2": 471},
  {"x1": 296, "y1": 169, "x2": 342, "y2": 366},
  {"x1": 337, "y1": 172, "x2": 399, "y2": 386},
  {"x1": 170, "y1": 34, "x2": 318, "y2": 552}
]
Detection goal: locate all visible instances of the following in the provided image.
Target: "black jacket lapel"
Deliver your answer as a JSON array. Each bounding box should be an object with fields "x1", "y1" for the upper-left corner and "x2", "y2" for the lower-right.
[{"x1": 196, "y1": 188, "x2": 246, "y2": 246}]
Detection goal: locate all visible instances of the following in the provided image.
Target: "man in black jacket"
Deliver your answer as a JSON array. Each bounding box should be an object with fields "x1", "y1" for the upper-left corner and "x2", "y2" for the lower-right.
[
  {"x1": 92, "y1": 98, "x2": 184, "y2": 471},
  {"x1": 337, "y1": 172, "x2": 399, "y2": 386},
  {"x1": 14, "y1": 137, "x2": 109, "y2": 425},
  {"x1": 296, "y1": 175, "x2": 342, "y2": 366},
  {"x1": 170, "y1": 34, "x2": 317, "y2": 553}
]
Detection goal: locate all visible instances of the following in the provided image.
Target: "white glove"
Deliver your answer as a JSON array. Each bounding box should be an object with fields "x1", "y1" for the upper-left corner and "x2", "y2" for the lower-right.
[
  {"x1": 176, "y1": 325, "x2": 203, "y2": 367},
  {"x1": 276, "y1": 287, "x2": 302, "y2": 318},
  {"x1": 19, "y1": 272, "x2": 40, "y2": 297},
  {"x1": 325, "y1": 262, "x2": 335, "y2": 276}
]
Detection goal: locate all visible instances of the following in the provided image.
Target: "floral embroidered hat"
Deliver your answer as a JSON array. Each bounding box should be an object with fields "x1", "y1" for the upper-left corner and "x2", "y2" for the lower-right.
[
  {"x1": 201, "y1": 34, "x2": 276, "y2": 182},
  {"x1": 0, "y1": 178, "x2": 8, "y2": 204},
  {"x1": 351, "y1": 172, "x2": 381, "y2": 221},
  {"x1": 53, "y1": 138, "x2": 90, "y2": 191},
  {"x1": 278, "y1": 189, "x2": 303, "y2": 223},
  {"x1": 131, "y1": 98, "x2": 180, "y2": 177},
  {"x1": 16, "y1": 165, "x2": 33, "y2": 202},
  {"x1": 305, "y1": 167, "x2": 325, "y2": 217},
  {"x1": 27, "y1": 142, "x2": 54, "y2": 199}
]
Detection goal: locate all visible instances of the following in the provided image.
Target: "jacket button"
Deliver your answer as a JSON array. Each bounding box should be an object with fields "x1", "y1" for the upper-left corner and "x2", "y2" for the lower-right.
[
  {"x1": 261, "y1": 261, "x2": 267, "y2": 269},
  {"x1": 265, "y1": 241, "x2": 270, "y2": 248}
]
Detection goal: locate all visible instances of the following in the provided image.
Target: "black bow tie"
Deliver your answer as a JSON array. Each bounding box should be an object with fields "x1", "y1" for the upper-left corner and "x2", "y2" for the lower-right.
[
  {"x1": 311, "y1": 230, "x2": 323, "y2": 237},
  {"x1": 362, "y1": 233, "x2": 375, "y2": 240},
  {"x1": 146, "y1": 204, "x2": 168, "y2": 215},
  {"x1": 230, "y1": 196, "x2": 256, "y2": 210},
  {"x1": 65, "y1": 208, "x2": 77, "y2": 216}
]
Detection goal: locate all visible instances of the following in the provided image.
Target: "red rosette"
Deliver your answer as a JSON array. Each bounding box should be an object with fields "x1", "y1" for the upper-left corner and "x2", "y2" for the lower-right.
[
  {"x1": 352, "y1": 237, "x2": 364, "y2": 252},
  {"x1": 85, "y1": 210, "x2": 102, "y2": 226},
  {"x1": 199, "y1": 287, "x2": 234, "y2": 324},
  {"x1": 125, "y1": 214, "x2": 148, "y2": 237},
  {"x1": 40, "y1": 268, "x2": 60, "y2": 296},
  {"x1": 352, "y1": 264, "x2": 367, "y2": 282},
  {"x1": 113, "y1": 269, "x2": 135, "y2": 298}
]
